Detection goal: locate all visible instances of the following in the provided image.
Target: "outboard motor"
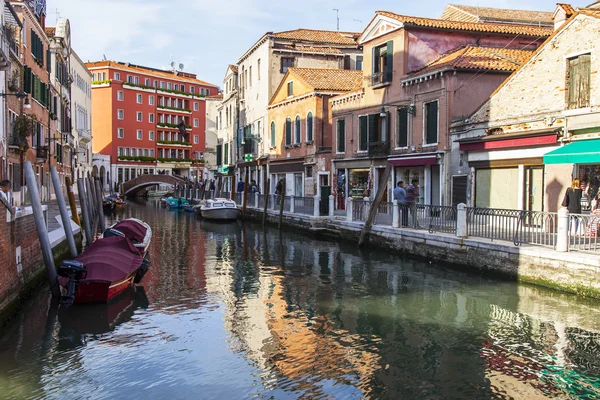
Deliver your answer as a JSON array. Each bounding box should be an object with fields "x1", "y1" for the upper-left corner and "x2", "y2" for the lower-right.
[
  {"x1": 102, "y1": 228, "x2": 125, "y2": 238},
  {"x1": 57, "y1": 260, "x2": 87, "y2": 306},
  {"x1": 134, "y1": 258, "x2": 151, "y2": 284}
]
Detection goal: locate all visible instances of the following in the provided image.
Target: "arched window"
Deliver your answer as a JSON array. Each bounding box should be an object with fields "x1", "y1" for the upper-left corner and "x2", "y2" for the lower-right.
[
  {"x1": 295, "y1": 115, "x2": 301, "y2": 144},
  {"x1": 270, "y1": 121, "x2": 276, "y2": 148},
  {"x1": 285, "y1": 117, "x2": 292, "y2": 145},
  {"x1": 306, "y1": 111, "x2": 313, "y2": 142}
]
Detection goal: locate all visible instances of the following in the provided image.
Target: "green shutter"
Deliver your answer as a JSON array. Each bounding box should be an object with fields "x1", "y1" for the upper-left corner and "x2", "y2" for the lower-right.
[
  {"x1": 386, "y1": 41, "x2": 394, "y2": 83},
  {"x1": 398, "y1": 108, "x2": 408, "y2": 147},
  {"x1": 285, "y1": 118, "x2": 292, "y2": 145},
  {"x1": 337, "y1": 119, "x2": 345, "y2": 153},
  {"x1": 372, "y1": 46, "x2": 379, "y2": 74},
  {"x1": 24, "y1": 66, "x2": 31, "y2": 93},
  {"x1": 368, "y1": 114, "x2": 379, "y2": 143},
  {"x1": 426, "y1": 102, "x2": 438, "y2": 144},
  {"x1": 216, "y1": 144, "x2": 222, "y2": 166},
  {"x1": 46, "y1": 49, "x2": 51, "y2": 72},
  {"x1": 359, "y1": 116, "x2": 367, "y2": 151},
  {"x1": 270, "y1": 121, "x2": 276, "y2": 147},
  {"x1": 224, "y1": 143, "x2": 229, "y2": 165}
]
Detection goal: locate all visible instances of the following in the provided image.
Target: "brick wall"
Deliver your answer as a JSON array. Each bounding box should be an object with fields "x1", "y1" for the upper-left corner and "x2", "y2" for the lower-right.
[{"x1": 0, "y1": 209, "x2": 44, "y2": 310}]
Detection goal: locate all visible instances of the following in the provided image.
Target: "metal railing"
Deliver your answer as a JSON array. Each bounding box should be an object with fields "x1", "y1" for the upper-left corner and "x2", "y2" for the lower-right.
[
  {"x1": 425, "y1": 205, "x2": 457, "y2": 234},
  {"x1": 568, "y1": 213, "x2": 600, "y2": 253},
  {"x1": 352, "y1": 199, "x2": 368, "y2": 222},
  {"x1": 466, "y1": 207, "x2": 522, "y2": 242},
  {"x1": 294, "y1": 197, "x2": 314, "y2": 215},
  {"x1": 247, "y1": 193, "x2": 256, "y2": 208},
  {"x1": 374, "y1": 201, "x2": 393, "y2": 226},
  {"x1": 257, "y1": 194, "x2": 266, "y2": 209},
  {"x1": 513, "y1": 211, "x2": 558, "y2": 248}
]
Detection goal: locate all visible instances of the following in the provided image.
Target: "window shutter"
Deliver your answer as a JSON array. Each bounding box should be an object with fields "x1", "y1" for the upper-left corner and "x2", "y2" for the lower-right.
[
  {"x1": 24, "y1": 66, "x2": 31, "y2": 93},
  {"x1": 426, "y1": 102, "x2": 439, "y2": 144},
  {"x1": 580, "y1": 54, "x2": 591, "y2": 108},
  {"x1": 372, "y1": 46, "x2": 378, "y2": 73},
  {"x1": 216, "y1": 144, "x2": 222, "y2": 166},
  {"x1": 359, "y1": 115, "x2": 367, "y2": 151},
  {"x1": 285, "y1": 118, "x2": 292, "y2": 145},
  {"x1": 367, "y1": 113, "x2": 379, "y2": 143},
  {"x1": 386, "y1": 41, "x2": 394, "y2": 82},
  {"x1": 46, "y1": 49, "x2": 50, "y2": 72},
  {"x1": 398, "y1": 108, "x2": 408, "y2": 147}
]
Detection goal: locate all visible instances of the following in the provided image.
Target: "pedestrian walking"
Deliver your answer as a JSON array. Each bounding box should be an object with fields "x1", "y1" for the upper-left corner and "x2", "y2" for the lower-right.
[
  {"x1": 275, "y1": 178, "x2": 284, "y2": 205},
  {"x1": 250, "y1": 180, "x2": 259, "y2": 193},
  {"x1": 209, "y1": 179, "x2": 216, "y2": 199},
  {"x1": 393, "y1": 181, "x2": 407, "y2": 226},
  {"x1": 237, "y1": 178, "x2": 245, "y2": 193},
  {"x1": 406, "y1": 179, "x2": 420, "y2": 227}
]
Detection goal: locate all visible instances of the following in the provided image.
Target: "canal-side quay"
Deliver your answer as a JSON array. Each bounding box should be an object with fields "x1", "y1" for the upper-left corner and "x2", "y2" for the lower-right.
[{"x1": 240, "y1": 199, "x2": 600, "y2": 299}]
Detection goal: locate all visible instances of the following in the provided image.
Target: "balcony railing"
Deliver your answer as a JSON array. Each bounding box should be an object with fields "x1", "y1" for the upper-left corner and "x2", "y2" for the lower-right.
[
  {"x1": 368, "y1": 140, "x2": 389, "y2": 157},
  {"x1": 36, "y1": 146, "x2": 49, "y2": 160}
]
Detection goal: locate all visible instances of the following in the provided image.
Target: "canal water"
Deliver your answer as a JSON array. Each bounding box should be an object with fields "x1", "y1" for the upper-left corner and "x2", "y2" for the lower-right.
[{"x1": 1, "y1": 200, "x2": 599, "y2": 399}]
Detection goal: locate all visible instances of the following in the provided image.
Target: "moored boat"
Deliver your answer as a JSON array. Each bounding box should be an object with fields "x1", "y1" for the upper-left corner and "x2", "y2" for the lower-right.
[
  {"x1": 103, "y1": 195, "x2": 116, "y2": 210},
  {"x1": 58, "y1": 218, "x2": 153, "y2": 305},
  {"x1": 165, "y1": 197, "x2": 189, "y2": 208},
  {"x1": 200, "y1": 198, "x2": 241, "y2": 220}
]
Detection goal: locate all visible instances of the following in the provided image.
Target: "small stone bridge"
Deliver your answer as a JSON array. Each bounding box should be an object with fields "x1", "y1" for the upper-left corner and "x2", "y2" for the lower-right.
[{"x1": 122, "y1": 174, "x2": 186, "y2": 196}]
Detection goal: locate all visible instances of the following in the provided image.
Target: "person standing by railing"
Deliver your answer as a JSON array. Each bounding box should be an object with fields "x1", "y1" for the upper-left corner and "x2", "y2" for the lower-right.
[
  {"x1": 563, "y1": 178, "x2": 583, "y2": 234},
  {"x1": 406, "y1": 179, "x2": 420, "y2": 228},
  {"x1": 393, "y1": 181, "x2": 407, "y2": 227}
]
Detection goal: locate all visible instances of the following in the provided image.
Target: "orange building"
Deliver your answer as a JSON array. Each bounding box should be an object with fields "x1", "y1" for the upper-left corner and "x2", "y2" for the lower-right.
[
  {"x1": 86, "y1": 61, "x2": 219, "y2": 188},
  {"x1": 267, "y1": 68, "x2": 362, "y2": 197}
]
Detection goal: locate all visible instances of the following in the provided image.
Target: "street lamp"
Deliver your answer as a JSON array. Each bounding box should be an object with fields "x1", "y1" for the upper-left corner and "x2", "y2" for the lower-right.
[{"x1": 0, "y1": 91, "x2": 31, "y2": 108}]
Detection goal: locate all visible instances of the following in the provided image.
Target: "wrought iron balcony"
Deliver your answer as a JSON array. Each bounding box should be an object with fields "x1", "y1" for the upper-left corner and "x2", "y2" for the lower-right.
[
  {"x1": 36, "y1": 146, "x2": 49, "y2": 161},
  {"x1": 368, "y1": 140, "x2": 389, "y2": 158}
]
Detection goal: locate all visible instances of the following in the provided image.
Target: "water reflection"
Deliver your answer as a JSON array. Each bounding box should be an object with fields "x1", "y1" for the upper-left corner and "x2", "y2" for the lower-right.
[{"x1": 0, "y1": 199, "x2": 599, "y2": 399}]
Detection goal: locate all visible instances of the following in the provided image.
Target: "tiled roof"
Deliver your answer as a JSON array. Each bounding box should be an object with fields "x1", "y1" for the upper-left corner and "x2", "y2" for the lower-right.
[
  {"x1": 228, "y1": 64, "x2": 238, "y2": 73},
  {"x1": 288, "y1": 68, "x2": 363, "y2": 91},
  {"x1": 45, "y1": 27, "x2": 55, "y2": 36},
  {"x1": 556, "y1": 3, "x2": 576, "y2": 16},
  {"x1": 272, "y1": 29, "x2": 359, "y2": 45},
  {"x1": 85, "y1": 61, "x2": 218, "y2": 87},
  {"x1": 580, "y1": 7, "x2": 600, "y2": 17},
  {"x1": 275, "y1": 44, "x2": 344, "y2": 55},
  {"x1": 441, "y1": 4, "x2": 553, "y2": 25},
  {"x1": 207, "y1": 94, "x2": 223, "y2": 100},
  {"x1": 376, "y1": 10, "x2": 554, "y2": 37},
  {"x1": 406, "y1": 46, "x2": 535, "y2": 77}
]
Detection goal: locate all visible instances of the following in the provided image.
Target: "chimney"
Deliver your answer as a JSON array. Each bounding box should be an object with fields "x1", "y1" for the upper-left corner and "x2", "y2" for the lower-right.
[{"x1": 553, "y1": 4, "x2": 574, "y2": 30}]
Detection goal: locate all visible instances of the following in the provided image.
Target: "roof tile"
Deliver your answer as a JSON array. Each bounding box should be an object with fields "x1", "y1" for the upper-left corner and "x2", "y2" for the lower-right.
[
  {"x1": 85, "y1": 61, "x2": 218, "y2": 87},
  {"x1": 274, "y1": 44, "x2": 344, "y2": 55},
  {"x1": 406, "y1": 45, "x2": 535, "y2": 78},
  {"x1": 288, "y1": 68, "x2": 363, "y2": 92},
  {"x1": 272, "y1": 29, "x2": 359, "y2": 45},
  {"x1": 441, "y1": 4, "x2": 553, "y2": 25},
  {"x1": 377, "y1": 10, "x2": 553, "y2": 37}
]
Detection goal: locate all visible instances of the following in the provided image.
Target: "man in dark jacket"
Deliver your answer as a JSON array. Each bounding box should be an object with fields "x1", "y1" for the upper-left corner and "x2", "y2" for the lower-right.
[{"x1": 237, "y1": 178, "x2": 245, "y2": 193}]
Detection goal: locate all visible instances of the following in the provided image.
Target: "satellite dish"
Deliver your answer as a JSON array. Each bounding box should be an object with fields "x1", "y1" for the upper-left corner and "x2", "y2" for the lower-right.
[
  {"x1": 179, "y1": 63, "x2": 184, "y2": 71},
  {"x1": 170, "y1": 61, "x2": 176, "y2": 68}
]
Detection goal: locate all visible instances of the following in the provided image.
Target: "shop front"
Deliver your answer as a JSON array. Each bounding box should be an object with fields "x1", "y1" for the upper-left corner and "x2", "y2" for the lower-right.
[
  {"x1": 544, "y1": 138, "x2": 600, "y2": 212},
  {"x1": 333, "y1": 159, "x2": 372, "y2": 209},
  {"x1": 269, "y1": 158, "x2": 305, "y2": 197},
  {"x1": 389, "y1": 155, "x2": 440, "y2": 206},
  {"x1": 459, "y1": 131, "x2": 559, "y2": 210}
]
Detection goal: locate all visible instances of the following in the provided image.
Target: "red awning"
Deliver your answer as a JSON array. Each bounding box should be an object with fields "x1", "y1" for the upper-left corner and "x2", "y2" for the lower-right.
[
  {"x1": 389, "y1": 156, "x2": 438, "y2": 166},
  {"x1": 459, "y1": 133, "x2": 557, "y2": 151}
]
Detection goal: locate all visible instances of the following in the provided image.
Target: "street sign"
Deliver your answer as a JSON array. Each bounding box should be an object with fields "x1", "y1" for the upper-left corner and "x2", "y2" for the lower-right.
[
  {"x1": 221, "y1": 166, "x2": 229, "y2": 173},
  {"x1": 244, "y1": 154, "x2": 253, "y2": 162}
]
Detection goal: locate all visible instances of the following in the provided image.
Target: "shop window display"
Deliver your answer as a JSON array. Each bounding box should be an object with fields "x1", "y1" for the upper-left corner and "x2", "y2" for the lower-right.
[
  {"x1": 349, "y1": 169, "x2": 370, "y2": 198},
  {"x1": 579, "y1": 165, "x2": 600, "y2": 211}
]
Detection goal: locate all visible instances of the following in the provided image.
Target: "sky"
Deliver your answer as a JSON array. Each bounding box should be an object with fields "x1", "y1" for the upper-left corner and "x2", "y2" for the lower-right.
[{"x1": 46, "y1": 0, "x2": 589, "y2": 88}]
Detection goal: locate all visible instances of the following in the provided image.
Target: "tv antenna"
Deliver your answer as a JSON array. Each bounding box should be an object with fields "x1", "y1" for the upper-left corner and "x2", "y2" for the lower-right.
[{"x1": 333, "y1": 8, "x2": 339, "y2": 31}]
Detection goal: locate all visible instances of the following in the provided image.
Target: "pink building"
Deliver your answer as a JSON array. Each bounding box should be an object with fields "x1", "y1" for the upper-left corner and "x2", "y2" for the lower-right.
[{"x1": 330, "y1": 6, "x2": 553, "y2": 207}]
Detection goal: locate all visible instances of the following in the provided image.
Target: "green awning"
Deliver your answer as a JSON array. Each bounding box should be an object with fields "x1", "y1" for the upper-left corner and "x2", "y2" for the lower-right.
[{"x1": 543, "y1": 139, "x2": 600, "y2": 164}]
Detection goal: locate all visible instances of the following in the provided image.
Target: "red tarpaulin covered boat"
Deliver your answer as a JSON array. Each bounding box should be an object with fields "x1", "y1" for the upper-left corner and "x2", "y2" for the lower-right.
[{"x1": 58, "y1": 219, "x2": 152, "y2": 305}]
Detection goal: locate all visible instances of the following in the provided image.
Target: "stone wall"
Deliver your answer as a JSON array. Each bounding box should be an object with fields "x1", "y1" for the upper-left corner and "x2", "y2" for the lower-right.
[{"x1": 244, "y1": 208, "x2": 600, "y2": 298}]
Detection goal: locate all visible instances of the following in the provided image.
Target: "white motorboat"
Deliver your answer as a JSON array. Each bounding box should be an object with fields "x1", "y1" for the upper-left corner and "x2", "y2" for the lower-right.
[{"x1": 198, "y1": 198, "x2": 241, "y2": 220}]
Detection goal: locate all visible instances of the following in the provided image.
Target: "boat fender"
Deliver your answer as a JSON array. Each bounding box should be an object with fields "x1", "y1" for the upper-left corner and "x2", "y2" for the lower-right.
[{"x1": 102, "y1": 228, "x2": 125, "y2": 238}]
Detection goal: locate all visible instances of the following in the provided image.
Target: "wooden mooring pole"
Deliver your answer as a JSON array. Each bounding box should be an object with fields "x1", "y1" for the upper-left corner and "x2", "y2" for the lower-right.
[
  {"x1": 262, "y1": 178, "x2": 270, "y2": 228},
  {"x1": 242, "y1": 169, "x2": 249, "y2": 218},
  {"x1": 278, "y1": 179, "x2": 286, "y2": 229},
  {"x1": 358, "y1": 164, "x2": 392, "y2": 247},
  {"x1": 64, "y1": 176, "x2": 80, "y2": 226},
  {"x1": 23, "y1": 161, "x2": 60, "y2": 297},
  {"x1": 76, "y1": 178, "x2": 92, "y2": 245}
]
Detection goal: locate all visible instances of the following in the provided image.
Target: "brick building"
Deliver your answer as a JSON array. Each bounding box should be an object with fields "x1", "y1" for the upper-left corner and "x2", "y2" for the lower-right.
[
  {"x1": 267, "y1": 68, "x2": 362, "y2": 197},
  {"x1": 6, "y1": 0, "x2": 53, "y2": 200},
  {"x1": 86, "y1": 61, "x2": 219, "y2": 189},
  {"x1": 451, "y1": 4, "x2": 600, "y2": 212}
]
